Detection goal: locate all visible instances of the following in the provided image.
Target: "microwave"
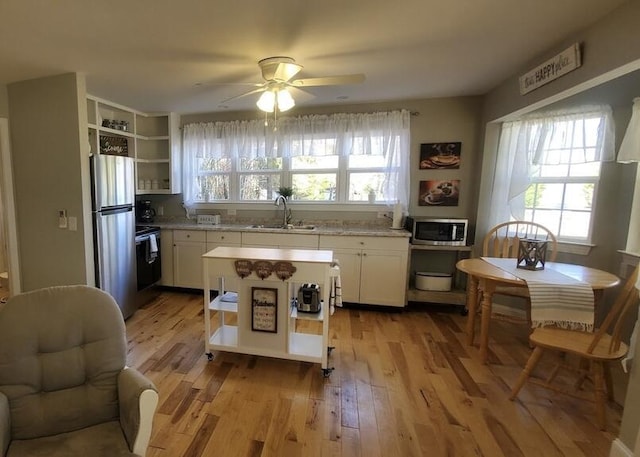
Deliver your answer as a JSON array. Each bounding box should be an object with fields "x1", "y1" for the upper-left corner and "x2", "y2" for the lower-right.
[{"x1": 405, "y1": 217, "x2": 468, "y2": 246}]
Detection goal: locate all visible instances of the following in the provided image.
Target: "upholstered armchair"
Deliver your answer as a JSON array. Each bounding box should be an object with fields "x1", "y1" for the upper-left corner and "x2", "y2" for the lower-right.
[{"x1": 0, "y1": 285, "x2": 158, "y2": 457}]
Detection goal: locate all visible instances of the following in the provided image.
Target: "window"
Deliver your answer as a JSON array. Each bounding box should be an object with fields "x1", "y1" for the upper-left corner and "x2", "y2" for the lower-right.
[
  {"x1": 182, "y1": 111, "x2": 410, "y2": 208},
  {"x1": 522, "y1": 116, "x2": 604, "y2": 242},
  {"x1": 490, "y1": 106, "x2": 615, "y2": 244}
]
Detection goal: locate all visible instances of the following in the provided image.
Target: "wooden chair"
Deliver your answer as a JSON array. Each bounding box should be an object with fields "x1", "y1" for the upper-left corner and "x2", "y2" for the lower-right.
[
  {"x1": 481, "y1": 221, "x2": 558, "y2": 327},
  {"x1": 509, "y1": 264, "x2": 639, "y2": 430}
]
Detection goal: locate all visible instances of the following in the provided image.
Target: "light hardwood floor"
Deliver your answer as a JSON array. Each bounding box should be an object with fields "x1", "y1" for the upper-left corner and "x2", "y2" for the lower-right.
[{"x1": 126, "y1": 289, "x2": 626, "y2": 457}]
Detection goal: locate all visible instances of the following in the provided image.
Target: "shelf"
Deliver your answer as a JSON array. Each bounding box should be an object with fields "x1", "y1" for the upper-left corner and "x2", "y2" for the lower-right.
[
  {"x1": 137, "y1": 134, "x2": 170, "y2": 141},
  {"x1": 209, "y1": 295, "x2": 238, "y2": 313},
  {"x1": 98, "y1": 126, "x2": 135, "y2": 138},
  {"x1": 288, "y1": 333, "x2": 323, "y2": 360},
  {"x1": 208, "y1": 324, "x2": 238, "y2": 348},
  {"x1": 410, "y1": 244, "x2": 473, "y2": 252},
  {"x1": 136, "y1": 158, "x2": 170, "y2": 164},
  {"x1": 290, "y1": 304, "x2": 325, "y2": 321},
  {"x1": 407, "y1": 287, "x2": 467, "y2": 306}
]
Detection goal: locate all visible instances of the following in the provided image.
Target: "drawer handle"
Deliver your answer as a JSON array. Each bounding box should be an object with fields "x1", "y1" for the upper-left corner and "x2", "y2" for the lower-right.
[
  {"x1": 186, "y1": 234, "x2": 191, "y2": 238},
  {"x1": 360, "y1": 241, "x2": 364, "y2": 245}
]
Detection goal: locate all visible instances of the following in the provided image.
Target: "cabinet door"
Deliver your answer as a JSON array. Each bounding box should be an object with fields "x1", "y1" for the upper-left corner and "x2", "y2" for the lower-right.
[
  {"x1": 359, "y1": 250, "x2": 407, "y2": 307},
  {"x1": 330, "y1": 249, "x2": 361, "y2": 303},
  {"x1": 173, "y1": 241, "x2": 207, "y2": 288}
]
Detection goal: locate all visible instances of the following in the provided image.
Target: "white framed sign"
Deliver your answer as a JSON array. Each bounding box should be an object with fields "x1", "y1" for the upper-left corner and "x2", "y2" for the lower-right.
[{"x1": 519, "y1": 43, "x2": 582, "y2": 95}]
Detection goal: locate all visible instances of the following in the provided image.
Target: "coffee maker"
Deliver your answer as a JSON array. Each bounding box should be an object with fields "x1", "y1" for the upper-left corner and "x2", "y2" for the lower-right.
[{"x1": 137, "y1": 200, "x2": 156, "y2": 224}]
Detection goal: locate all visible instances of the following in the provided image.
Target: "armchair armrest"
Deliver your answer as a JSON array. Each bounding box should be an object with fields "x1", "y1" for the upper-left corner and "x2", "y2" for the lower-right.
[
  {"x1": 0, "y1": 392, "x2": 10, "y2": 457},
  {"x1": 118, "y1": 367, "x2": 158, "y2": 456}
]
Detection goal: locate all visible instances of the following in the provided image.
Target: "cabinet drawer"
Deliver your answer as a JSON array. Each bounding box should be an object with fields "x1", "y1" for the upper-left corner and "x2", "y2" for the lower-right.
[
  {"x1": 319, "y1": 235, "x2": 408, "y2": 251},
  {"x1": 242, "y1": 232, "x2": 319, "y2": 248},
  {"x1": 173, "y1": 230, "x2": 206, "y2": 243},
  {"x1": 206, "y1": 231, "x2": 241, "y2": 244}
]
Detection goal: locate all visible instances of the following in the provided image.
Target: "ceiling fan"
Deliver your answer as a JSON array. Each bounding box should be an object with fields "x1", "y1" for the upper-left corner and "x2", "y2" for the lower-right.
[{"x1": 216, "y1": 56, "x2": 366, "y2": 112}]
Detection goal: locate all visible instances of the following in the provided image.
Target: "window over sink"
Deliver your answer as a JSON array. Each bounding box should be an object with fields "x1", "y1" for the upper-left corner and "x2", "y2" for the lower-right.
[{"x1": 182, "y1": 110, "x2": 410, "y2": 208}]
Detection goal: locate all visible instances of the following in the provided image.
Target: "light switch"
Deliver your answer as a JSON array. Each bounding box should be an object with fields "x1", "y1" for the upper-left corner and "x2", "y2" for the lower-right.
[{"x1": 58, "y1": 210, "x2": 67, "y2": 229}]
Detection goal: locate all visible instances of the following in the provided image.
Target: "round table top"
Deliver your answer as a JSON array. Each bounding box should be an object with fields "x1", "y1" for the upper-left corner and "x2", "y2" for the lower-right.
[{"x1": 456, "y1": 257, "x2": 620, "y2": 290}]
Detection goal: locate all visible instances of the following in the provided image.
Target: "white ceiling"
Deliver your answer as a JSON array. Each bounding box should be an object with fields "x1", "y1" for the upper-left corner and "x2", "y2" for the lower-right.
[{"x1": 0, "y1": 0, "x2": 629, "y2": 115}]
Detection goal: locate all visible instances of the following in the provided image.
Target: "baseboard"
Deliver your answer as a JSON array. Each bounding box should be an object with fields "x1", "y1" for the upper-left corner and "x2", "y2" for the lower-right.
[{"x1": 609, "y1": 438, "x2": 634, "y2": 457}]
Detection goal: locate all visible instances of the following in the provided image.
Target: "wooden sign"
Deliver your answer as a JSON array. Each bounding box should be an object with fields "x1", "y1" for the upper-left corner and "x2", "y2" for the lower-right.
[
  {"x1": 251, "y1": 287, "x2": 277, "y2": 333},
  {"x1": 274, "y1": 261, "x2": 296, "y2": 281},
  {"x1": 519, "y1": 43, "x2": 581, "y2": 95},
  {"x1": 99, "y1": 135, "x2": 128, "y2": 156},
  {"x1": 253, "y1": 260, "x2": 274, "y2": 280},
  {"x1": 234, "y1": 260, "x2": 253, "y2": 278}
]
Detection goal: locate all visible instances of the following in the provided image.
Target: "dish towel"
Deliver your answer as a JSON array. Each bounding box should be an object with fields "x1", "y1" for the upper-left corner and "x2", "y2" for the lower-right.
[
  {"x1": 329, "y1": 261, "x2": 342, "y2": 316},
  {"x1": 482, "y1": 257, "x2": 594, "y2": 331},
  {"x1": 621, "y1": 273, "x2": 640, "y2": 372},
  {"x1": 146, "y1": 234, "x2": 158, "y2": 263}
]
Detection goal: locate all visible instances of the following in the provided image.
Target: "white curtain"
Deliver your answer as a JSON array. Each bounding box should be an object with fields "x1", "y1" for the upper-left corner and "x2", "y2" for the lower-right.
[
  {"x1": 182, "y1": 110, "x2": 411, "y2": 209},
  {"x1": 488, "y1": 105, "x2": 615, "y2": 227},
  {"x1": 617, "y1": 97, "x2": 640, "y2": 255}
]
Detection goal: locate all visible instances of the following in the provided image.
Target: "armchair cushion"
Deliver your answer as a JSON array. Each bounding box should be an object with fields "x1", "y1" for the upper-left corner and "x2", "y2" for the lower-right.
[{"x1": 0, "y1": 286, "x2": 125, "y2": 440}]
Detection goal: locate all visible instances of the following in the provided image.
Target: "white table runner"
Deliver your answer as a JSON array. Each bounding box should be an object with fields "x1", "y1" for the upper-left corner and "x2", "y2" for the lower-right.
[{"x1": 482, "y1": 257, "x2": 595, "y2": 331}]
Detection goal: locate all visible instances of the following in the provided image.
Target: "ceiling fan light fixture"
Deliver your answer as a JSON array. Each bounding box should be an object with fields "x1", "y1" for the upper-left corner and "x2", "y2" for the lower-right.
[
  {"x1": 256, "y1": 90, "x2": 276, "y2": 112},
  {"x1": 276, "y1": 88, "x2": 295, "y2": 112}
]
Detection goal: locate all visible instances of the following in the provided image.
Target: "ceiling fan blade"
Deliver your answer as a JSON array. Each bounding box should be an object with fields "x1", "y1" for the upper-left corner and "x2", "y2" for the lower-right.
[
  {"x1": 196, "y1": 81, "x2": 264, "y2": 87},
  {"x1": 290, "y1": 74, "x2": 365, "y2": 87},
  {"x1": 220, "y1": 86, "x2": 266, "y2": 104}
]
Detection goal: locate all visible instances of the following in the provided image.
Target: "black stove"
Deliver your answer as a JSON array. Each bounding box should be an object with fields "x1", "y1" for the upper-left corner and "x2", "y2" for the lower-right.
[{"x1": 135, "y1": 225, "x2": 160, "y2": 236}]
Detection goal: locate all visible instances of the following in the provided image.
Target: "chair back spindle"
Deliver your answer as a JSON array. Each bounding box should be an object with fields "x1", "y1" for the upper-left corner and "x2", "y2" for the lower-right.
[
  {"x1": 483, "y1": 221, "x2": 558, "y2": 261},
  {"x1": 586, "y1": 265, "x2": 639, "y2": 355}
]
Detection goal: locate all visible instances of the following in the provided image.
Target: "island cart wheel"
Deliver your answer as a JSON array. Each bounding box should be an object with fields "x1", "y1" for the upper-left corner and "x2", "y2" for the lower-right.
[{"x1": 322, "y1": 367, "x2": 335, "y2": 378}]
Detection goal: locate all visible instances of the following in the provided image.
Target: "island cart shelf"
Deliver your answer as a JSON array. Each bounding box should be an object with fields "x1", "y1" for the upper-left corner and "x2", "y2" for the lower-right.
[{"x1": 203, "y1": 246, "x2": 337, "y2": 376}]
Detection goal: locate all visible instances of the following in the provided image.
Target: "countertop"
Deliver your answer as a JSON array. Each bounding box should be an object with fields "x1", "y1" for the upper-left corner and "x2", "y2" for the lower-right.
[{"x1": 150, "y1": 221, "x2": 410, "y2": 238}]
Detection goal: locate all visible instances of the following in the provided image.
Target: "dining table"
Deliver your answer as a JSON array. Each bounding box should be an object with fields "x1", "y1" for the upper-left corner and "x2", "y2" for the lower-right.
[{"x1": 456, "y1": 257, "x2": 620, "y2": 364}]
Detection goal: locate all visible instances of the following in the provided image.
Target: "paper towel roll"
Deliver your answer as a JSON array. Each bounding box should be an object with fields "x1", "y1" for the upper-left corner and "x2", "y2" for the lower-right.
[{"x1": 392, "y1": 202, "x2": 403, "y2": 229}]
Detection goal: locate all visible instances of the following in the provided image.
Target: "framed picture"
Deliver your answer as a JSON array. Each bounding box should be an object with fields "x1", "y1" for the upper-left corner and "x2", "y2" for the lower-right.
[
  {"x1": 419, "y1": 180, "x2": 460, "y2": 206},
  {"x1": 251, "y1": 287, "x2": 278, "y2": 333},
  {"x1": 419, "y1": 142, "x2": 461, "y2": 169}
]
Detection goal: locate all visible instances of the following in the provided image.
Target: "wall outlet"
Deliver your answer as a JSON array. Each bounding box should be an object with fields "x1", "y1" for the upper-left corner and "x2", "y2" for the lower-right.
[
  {"x1": 68, "y1": 216, "x2": 77, "y2": 231},
  {"x1": 157, "y1": 205, "x2": 164, "y2": 216},
  {"x1": 228, "y1": 208, "x2": 237, "y2": 215}
]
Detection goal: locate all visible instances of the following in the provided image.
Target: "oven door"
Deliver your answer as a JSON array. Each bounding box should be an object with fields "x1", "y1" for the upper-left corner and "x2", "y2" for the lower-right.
[{"x1": 135, "y1": 231, "x2": 162, "y2": 291}]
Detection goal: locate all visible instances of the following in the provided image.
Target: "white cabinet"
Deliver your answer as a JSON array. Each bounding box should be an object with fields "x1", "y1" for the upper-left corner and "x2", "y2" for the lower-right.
[
  {"x1": 241, "y1": 232, "x2": 319, "y2": 249},
  {"x1": 319, "y1": 235, "x2": 409, "y2": 307},
  {"x1": 86, "y1": 95, "x2": 180, "y2": 195},
  {"x1": 203, "y1": 246, "x2": 336, "y2": 376},
  {"x1": 160, "y1": 229, "x2": 174, "y2": 286},
  {"x1": 173, "y1": 230, "x2": 207, "y2": 289},
  {"x1": 172, "y1": 229, "x2": 243, "y2": 289}
]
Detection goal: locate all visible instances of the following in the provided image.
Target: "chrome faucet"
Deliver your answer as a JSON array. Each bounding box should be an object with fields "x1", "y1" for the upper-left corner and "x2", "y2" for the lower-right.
[{"x1": 275, "y1": 195, "x2": 291, "y2": 227}]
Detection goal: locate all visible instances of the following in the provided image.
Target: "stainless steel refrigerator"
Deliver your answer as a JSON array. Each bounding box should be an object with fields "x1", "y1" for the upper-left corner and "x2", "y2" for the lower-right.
[{"x1": 91, "y1": 154, "x2": 137, "y2": 319}]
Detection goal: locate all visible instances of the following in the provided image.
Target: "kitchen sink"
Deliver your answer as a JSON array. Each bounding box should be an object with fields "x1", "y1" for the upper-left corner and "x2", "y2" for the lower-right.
[{"x1": 247, "y1": 224, "x2": 316, "y2": 231}]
